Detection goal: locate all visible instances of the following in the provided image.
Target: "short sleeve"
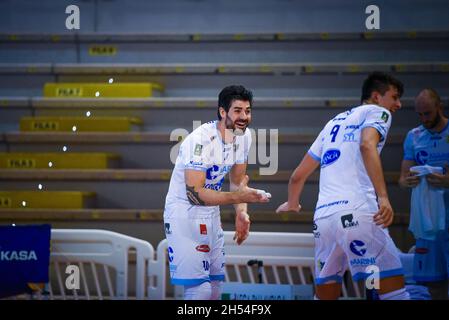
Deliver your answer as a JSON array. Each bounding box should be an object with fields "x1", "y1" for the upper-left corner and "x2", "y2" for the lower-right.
[
  {"x1": 308, "y1": 129, "x2": 324, "y2": 162},
  {"x1": 360, "y1": 107, "x2": 392, "y2": 142},
  {"x1": 181, "y1": 130, "x2": 211, "y2": 172},
  {"x1": 403, "y1": 130, "x2": 415, "y2": 161}
]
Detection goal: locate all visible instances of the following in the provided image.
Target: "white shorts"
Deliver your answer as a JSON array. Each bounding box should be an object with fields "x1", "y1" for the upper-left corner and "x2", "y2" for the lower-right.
[
  {"x1": 163, "y1": 204, "x2": 225, "y2": 286},
  {"x1": 313, "y1": 210, "x2": 404, "y2": 285}
]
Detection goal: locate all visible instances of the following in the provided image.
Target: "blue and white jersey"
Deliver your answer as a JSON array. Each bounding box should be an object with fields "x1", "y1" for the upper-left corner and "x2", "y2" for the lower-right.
[
  {"x1": 165, "y1": 120, "x2": 252, "y2": 211},
  {"x1": 403, "y1": 121, "x2": 449, "y2": 217},
  {"x1": 308, "y1": 104, "x2": 392, "y2": 219}
]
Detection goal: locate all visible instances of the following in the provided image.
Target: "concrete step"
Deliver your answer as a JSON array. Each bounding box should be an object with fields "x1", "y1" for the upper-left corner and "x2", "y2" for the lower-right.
[
  {"x1": 0, "y1": 132, "x2": 407, "y2": 171},
  {"x1": 0, "y1": 169, "x2": 411, "y2": 212},
  {"x1": 0, "y1": 190, "x2": 95, "y2": 209}
]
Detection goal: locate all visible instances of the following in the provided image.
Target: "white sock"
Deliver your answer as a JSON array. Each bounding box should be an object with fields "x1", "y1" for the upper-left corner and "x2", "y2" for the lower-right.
[
  {"x1": 210, "y1": 281, "x2": 222, "y2": 300},
  {"x1": 184, "y1": 281, "x2": 212, "y2": 300},
  {"x1": 379, "y1": 287, "x2": 410, "y2": 300},
  {"x1": 314, "y1": 295, "x2": 320, "y2": 300}
]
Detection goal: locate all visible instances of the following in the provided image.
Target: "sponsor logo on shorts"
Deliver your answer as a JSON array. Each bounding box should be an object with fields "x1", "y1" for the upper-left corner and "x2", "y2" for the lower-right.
[
  {"x1": 164, "y1": 223, "x2": 172, "y2": 235},
  {"x1": 317, "y1": 260, "x2": 325, "y2": 271},
  {"x1": 168, "y1": 246, "x2": 174, "y2": 262},
  {"x1": 349, "y1": 240, "x2": 367, "y2": 257},
  {"x1": 321, "y1": 149, "x2": 341, "y2": 168},
  {"x1": 341, "y1": 214, "x2": 359, "y2": 229},
  {"x1": 415, "y1": 247, "x2": 429, "y2": 254},
  {"x1": 169, "y1": 264, "x2": 177, "y2": 272},
  {"x1": 200, "y1": 224, "x2": 207, "y2": 235},
  {"x1": 312, "y1": 223, "x2": 320, "y2": 238},
  {"x1": 350, "y1": 257, "x2": 376, "y2": 266},
  {"x1": 196, "y1": 244, "x2": 210, "y2": 252}
]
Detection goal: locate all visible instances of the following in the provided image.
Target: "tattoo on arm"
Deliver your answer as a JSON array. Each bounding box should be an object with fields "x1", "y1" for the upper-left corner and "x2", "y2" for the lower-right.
[{"x1": 186, "y1": 184, "x2": 205, "y2": 206}]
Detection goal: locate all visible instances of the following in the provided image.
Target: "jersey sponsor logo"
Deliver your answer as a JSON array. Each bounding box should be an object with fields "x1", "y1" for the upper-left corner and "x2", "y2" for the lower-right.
[
  {"x1": 316, "y1": 200, "x2": 349, "y2": 211},
  {"x1": 321, "y1": 149, "x2": 341, "y2": 167},
  {"x1": 349, "y1": 240, "x2": 367, "y2": 257},
  {"x1": 0, "y1": 250, "x2": 37, "y2": 261},
  {"x1": 381, "y1": 111, "x2": 389, "y2": 123},
  {"x1": 343, "y1": 131, "x2": 357, "y2": 142},
  {"x1": 416, "y1": 150, "x2": 429, "y2": 165},
  {"x1": 312, "y1": 223, "x2": 320, "y2": 238},
  {"x1": 204, "y1": 180, "x2": 224, "y2": 191},
  {"x1": 341, "y1": 214, "x2": 359, "y2": 229},
  {"x1": 206, "y1": 165, "x2": 231, "y2": 181},
  {"x1": 165, "y1": 223, "x2": 172, "y2": 235},
  {"x1": 194, "y1": 144, "x2": 203, "y2": 156},
  {"x1": 188, "y1": 160, "x2": 204, "y2": 167},
  {"x1": 195, "y1": 244, "x2": 210, "y2": 253},
  {"x1": 200, "y1": 224, "x2": 207, "y2": 235}
]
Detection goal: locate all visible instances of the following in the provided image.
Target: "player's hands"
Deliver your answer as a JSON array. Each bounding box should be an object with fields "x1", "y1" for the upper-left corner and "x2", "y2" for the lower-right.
[
  {"x1": 233, "y1": 211, "x2": 250, "y2": 245},
  {"x1": 426, "y1": 165, "x2": 449, "y2": 188},
  {"x1": 373, "y1": 196, "x2": 394, "y2": 228},
  {"x1": 275, "y1": 201, "x2": 301, "y2": 214},
  {"x1": 237, "y1": 175, "x2": 271, "y2": 203},
  {"x1": 399, "y1": 171, "x2": 420, "y2": 188}
]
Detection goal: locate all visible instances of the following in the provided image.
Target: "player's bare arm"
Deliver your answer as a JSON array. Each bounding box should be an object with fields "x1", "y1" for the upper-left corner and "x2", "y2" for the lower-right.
[
  {"x1": 360, "y1": 127, "x2": 394, "y2": 228},
  {"x1": 276, "y1": 153, "x2": 320, "y2": 214},
  {"x1": 230, "y1": 163, "x2": 251, "y2": 245},
  {"x1": 185, "y1": 169, "x2": 269, "y2": 206},
  {"x1": 398, "y1": 159, "x2": 420, "y2": 188}
]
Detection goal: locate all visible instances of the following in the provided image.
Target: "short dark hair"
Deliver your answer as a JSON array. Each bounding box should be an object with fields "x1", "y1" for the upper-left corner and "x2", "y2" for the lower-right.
[
  {"x1": 361, "y1": 72, "x2": 404, "y2": 103},
  {"x1": 217, "y1": 85, "x2": 253, "y2": 120}
]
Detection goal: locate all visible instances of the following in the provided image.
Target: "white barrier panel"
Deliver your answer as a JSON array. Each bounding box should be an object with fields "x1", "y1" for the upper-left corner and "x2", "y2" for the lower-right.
[
  {"x1": 160, "y1": 231, "x2": 364, "y2": 299},
  {"x1": 48, "y1": 229, "x2": 162, "y2": 300}
]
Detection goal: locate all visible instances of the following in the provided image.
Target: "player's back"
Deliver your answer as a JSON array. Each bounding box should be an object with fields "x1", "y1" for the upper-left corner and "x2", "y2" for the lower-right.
[{"x1": 309, "y1": 104, "x2": 392, "y2": 219}]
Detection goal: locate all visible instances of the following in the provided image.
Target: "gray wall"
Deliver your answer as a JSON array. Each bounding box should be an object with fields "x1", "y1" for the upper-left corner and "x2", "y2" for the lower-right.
[{"x1": 1, "y1": 0, "x2": 449, "y2": 33}]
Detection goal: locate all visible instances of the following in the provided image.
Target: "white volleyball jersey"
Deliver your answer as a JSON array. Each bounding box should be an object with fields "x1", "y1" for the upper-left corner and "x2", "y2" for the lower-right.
[
  {"x1": 308, "y1": 104, "x2": 392, "y2": 219},
  {"x1": 165, "y1": 120, "x2": 252, "y2": 212}
]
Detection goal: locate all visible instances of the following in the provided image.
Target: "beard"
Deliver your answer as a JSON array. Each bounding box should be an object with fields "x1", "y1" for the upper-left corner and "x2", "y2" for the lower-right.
[
  {"x1": 225, "y1": 114, "x2": 248, "y2": 136},
  {"x1": 423, "y1": 113, "x2": 441, "y2": 130}
]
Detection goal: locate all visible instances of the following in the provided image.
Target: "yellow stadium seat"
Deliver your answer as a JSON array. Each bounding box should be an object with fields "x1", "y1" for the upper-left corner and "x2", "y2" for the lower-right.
[
  {"x1": 43, "y1": 82, "x2": 164, "y2": 98},
  {"x1": 0, "y1": 152, "x2": 119, "y2": 169},
  {"x1": 0, "y1": 191, "x2": 95, "y2": 209},
  {"x1": 19, "y1": 116, "x2": 143, "y2": 132}
]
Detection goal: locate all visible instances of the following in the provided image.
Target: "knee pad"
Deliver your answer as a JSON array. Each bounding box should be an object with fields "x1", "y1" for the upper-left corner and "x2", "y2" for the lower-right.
[
  {"x1": 210, "y1": 281, "x2": 222, "y2": 300},
  {"x1": 184, "y1": 281, "x2": 212, "y2": 300}
]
